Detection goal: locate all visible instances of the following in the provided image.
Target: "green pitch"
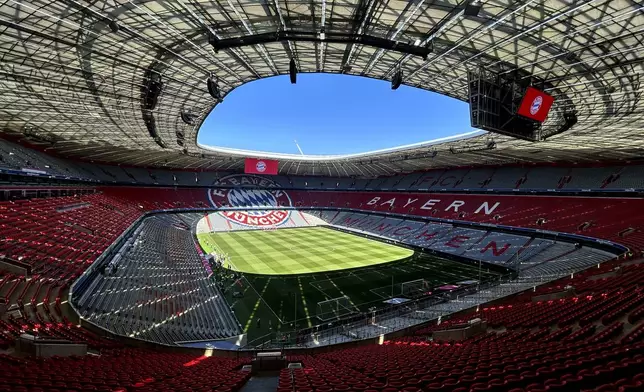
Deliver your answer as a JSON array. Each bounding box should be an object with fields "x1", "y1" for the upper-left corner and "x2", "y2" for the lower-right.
[
  {"x1": 197, "y1": 226, "x2": 414, "y2": 275},
  {"x1": 196, "y1": 225, "x2": 503, "y2": 343}
]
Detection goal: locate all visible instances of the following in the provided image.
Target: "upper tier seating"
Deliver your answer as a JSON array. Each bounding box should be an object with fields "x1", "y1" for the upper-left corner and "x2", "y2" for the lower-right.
[
  {"x1": 6, "y1": 137, "x2": 644, "y2": 190},
  {"x1": 0, "y1": 139, "x2": 91, "y2": 179},
  {"x1": 0, "y1": 194, "x2": 143, "y2": 283},
  {"x1": 291, "y1": 190, "x2": 644, "y2": 252}
]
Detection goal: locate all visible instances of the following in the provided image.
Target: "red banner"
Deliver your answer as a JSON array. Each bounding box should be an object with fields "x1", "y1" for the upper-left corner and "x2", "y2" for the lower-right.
[
  {"x1": 517, "y1": 87, "x2": 554, "y2": 123},
  {"x1": 244, "y1": 158, "x2": 279, "y2": 175}
]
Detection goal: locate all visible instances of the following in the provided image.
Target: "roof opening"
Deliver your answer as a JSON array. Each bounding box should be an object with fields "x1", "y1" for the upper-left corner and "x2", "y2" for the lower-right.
[{"x1": 197, "y1": 73, "x2": 479, "y2": 157}]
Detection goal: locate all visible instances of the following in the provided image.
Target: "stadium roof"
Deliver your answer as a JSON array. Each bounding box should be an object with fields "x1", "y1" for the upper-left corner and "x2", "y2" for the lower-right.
[{"x1": 0, "y1": 0, "x2": 643, "y2": 177}]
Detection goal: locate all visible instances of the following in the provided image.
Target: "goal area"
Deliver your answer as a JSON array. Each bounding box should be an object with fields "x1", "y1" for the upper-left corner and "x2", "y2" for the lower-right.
[
  {"x1": 400, "y1": 278, "x2": 430, "y2": 298},
  {"x1": 316, "y1": 296, "x2": 358, "y2": 321}
]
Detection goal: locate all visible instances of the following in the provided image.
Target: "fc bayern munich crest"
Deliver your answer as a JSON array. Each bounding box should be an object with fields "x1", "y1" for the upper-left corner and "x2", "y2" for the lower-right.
[
  {"x1": 530, "y1": 95, "x2": 543, "y2": 115},
  {"x1": 255, "y1": 160, "x2": 267, "y2": 173},
  {"x1": 207, "y1": 174, "x2": 292, "y2": 227}
]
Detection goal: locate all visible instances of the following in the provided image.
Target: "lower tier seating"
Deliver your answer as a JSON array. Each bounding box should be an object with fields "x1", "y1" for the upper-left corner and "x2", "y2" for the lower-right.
[
  {"x1": 0, "y1": 187, "x2": 641, "y2": 351},
  {"x1": 0, "y1": 195, "x2": 642, "y2": 391},
  {"x1": 278, "y1": 259, "x2": 644, "y2": 392},
  {"x1": 0, "y1": 349, "x2": 250, "y2": 392},
  {"x1": 75, "y1": 214, "x2": 241, "y2": 345},
  {"x1": 311, "y1": 211, "x2": 617, "y2": 277},
  {"x1": 278, "y1": 338, "x2": 644, "y2": 392}
]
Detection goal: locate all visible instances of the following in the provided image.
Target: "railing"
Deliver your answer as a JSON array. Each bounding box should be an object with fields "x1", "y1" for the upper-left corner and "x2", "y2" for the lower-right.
[
  {"x1": 241, "y1": 332, "x2": 275, "y2": 350},
  {"x1": 237, "y1": 271, "x2": 516, "y2": 350}
]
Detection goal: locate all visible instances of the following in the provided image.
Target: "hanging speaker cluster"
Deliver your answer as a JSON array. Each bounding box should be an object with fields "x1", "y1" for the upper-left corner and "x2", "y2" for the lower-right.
[
  {"x1": 176, "y1": 130, "x2": 185, "y2": 147},
  {"x1": 289, "y1": 58, "x2": 297, "y2": 84},
  {"x1": 108, "y1": 20, "x2": 119, "y2": 33},
  {"x1": 145, "y1": 116, "x2": 156, "y2": 138},
  {"x1": 464, "y1": 0, "x2": 482, "y2": 16},
  {"x1": 207, "y1": 76, "x2": 222, "y2": 101},
  {"x1": 143, "y1": 73, "x2": 163, "y2": 111},
  {"x1": 560, "y1": 112, "x2": 578, "y2": 133},
  {"x1": 391, "y1": 69, "x2": 403, "y2": 90},
  {"x1": 180, "y1": 111, "x2": 196, "y2": 125}
]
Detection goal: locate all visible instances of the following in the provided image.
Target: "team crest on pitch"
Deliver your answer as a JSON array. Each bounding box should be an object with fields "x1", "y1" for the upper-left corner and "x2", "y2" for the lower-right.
[{"x1": 207, "y1": 174, "x2": 292, "y2": 227}]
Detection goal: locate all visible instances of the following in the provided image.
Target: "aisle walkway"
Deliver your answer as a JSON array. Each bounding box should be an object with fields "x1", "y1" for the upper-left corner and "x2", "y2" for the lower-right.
[{"x1": 239, "y1": 373, "x2": 280, "y2": 392}]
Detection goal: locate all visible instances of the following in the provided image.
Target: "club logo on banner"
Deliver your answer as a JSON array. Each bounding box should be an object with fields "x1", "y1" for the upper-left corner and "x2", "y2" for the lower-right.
[
  {"x1": 244, "y1": 158, "x2": 279, "y2": 175},
  {"x1": 207, "y1": 174, "x2": 292, "y2": 227},
  {"x1": 517, "y1": 86, "x2": 554, "y2": 123},
  {"x1": 530, "y1": 95, "x2": 543, "y2": 115},
  {"x1": 255, "y1": 161, "x2": 267, "y2": 173}
]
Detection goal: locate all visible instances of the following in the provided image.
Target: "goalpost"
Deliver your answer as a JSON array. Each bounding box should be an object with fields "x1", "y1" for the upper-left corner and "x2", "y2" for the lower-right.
[
  {"x1": 400, "y1": 278, "x2": 430, "y2": 298},
  {"x1": 316, "y1": 296, "x2": 357, "y2": 321}
]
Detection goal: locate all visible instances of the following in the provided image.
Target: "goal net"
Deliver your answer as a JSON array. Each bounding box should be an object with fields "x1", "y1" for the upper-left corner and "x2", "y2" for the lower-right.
[
  {"x1": 401, "y1": 279, "x2": 430, "y2": 298},
  {"x1": 316, "y1": 296, "x2": 357, "y2": 321}
]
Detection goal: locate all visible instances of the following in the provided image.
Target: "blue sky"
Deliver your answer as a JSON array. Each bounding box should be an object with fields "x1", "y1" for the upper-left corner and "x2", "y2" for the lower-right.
[{"x1": 197, "y1": 73, "x2": 478, "y2": 155}]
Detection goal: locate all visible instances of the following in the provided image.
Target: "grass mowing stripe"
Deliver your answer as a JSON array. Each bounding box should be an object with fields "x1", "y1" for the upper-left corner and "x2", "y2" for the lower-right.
[
  {"x1": 297, "y1": 277, "x2": 313, "y2": 328},
  {"x1": 200, "y1": 226, "x2": 413, "y2": 275},
  {"x1": 251, "y1": 229, "x2": 327, "y2": 273},
  {"x1": 217, "y1": 234, "x2": 267, "y2": 272},
  {"x1": 245, "y1": 231, "x2": 326, "y2": 274},
  {"x1": 230, "y1": 235, "x2": 280, "y2": 274},
  {"x1": 243, "y1": 278, "x2": 282, "y2": 332}
]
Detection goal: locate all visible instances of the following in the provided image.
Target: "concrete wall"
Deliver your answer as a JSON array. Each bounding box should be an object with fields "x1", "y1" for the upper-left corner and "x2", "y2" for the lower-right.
[
  {"x1": 0, "y1": 258, "x2": 29, "y2": 276},
  {"x1": 433, "y1": 319, "x2": 487, "y2": 341},
  {"x1": 532, "y1": 289, "x2": 575, "y2": 302},
  {"x1": 17, "y1": 336, "x2": 88, "y2": 357}
]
